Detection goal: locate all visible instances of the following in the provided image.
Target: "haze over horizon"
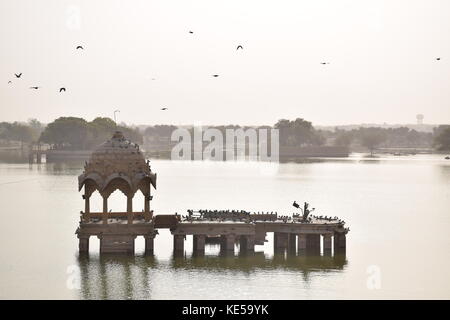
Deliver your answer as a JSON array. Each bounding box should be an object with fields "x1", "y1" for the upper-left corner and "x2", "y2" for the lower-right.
[{"x1": 1, "y1": 0, "x2": 450, "y2": 126}]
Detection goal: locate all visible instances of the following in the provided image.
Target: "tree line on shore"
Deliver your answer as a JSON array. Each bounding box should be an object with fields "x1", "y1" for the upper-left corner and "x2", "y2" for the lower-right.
[
  {"x1": 143, "y1": 119, "x2": 450, "y2": 153},
  {"x1": 1, "y1": 116, "x2": 449, "y2": 152},
  {"x1": 0, "y1": 117, "x2": 142, "y2": 150}
]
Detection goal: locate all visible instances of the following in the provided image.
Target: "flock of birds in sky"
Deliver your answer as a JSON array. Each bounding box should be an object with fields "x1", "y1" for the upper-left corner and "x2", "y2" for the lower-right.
[
  {"x1": 6, "y1": 29, "x2": 444, "y2": 113},
  {"x1": 6, "y1": 30, "x2": 249, "y2": 112}
]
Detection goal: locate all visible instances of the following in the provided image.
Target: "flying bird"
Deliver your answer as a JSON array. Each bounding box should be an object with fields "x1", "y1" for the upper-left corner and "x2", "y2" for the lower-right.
[
  {"x1": 189, "y1": 31, "x2": 194, "y2": 34},
  {"x1": 15, "y1": 73, "x2": 22, "y2": 78},
  {"x1": 320, "y1": 62, "x2": 330, "y2": 65},
  {"x1": 29, "y1": 86, "x2": 40, "y2": 89},
  {"x1": 436, "y1": 57, "x2": 441, "y2": 61},
  {"x1": 59, "y1": 87, "x2": 66, "y2": 92},
  {"x1": 76, "y1": 45, "x2": 84, "y2": 50},
  {"x1": 161, "y1": 107, "x2": 168, "y2": 111},
  {"x1": 212, "y1": 74, "x2": 219, "y2": 77},
  {"x1": 236, "y1": 45, "x2": 243, "y2": 50}
]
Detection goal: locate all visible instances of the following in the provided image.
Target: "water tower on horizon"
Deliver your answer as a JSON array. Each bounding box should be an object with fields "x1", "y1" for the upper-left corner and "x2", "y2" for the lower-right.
[{"x1": 416, "y1": 114, "x2": 424, "y2": 125}]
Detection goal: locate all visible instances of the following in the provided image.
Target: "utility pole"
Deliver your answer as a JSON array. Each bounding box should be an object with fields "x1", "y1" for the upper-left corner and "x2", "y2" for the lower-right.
[{"x1": 114, "y1": 110, "x2": 120, "y2": 125}]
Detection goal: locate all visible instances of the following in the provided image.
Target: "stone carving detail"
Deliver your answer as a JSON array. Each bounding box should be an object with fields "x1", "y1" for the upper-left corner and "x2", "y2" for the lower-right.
[{"x1": 78, "y1": 131, "x2": 156, "y2": 198}]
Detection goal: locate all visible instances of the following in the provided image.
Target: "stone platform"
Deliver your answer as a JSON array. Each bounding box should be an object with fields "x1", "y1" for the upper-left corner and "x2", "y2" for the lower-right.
[
  {"x1": 76, "y1": 219, "x2": 157, "y2": 254},
  {"x1": 76, "y1": 214, "x2": 348, "y2": 256}
]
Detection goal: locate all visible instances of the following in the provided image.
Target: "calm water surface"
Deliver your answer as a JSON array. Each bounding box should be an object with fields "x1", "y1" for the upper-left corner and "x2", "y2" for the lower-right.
[{"x1": 0, "y1": 154, "x2": 449, "y2": 299}]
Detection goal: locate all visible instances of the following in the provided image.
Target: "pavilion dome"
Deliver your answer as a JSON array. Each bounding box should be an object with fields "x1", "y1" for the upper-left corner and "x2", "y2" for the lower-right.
[{"x1": 78, "y1": 131, "x2": 156, "y2": 197}]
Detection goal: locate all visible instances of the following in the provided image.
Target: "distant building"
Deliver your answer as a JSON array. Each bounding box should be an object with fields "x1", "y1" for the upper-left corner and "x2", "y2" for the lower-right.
[{"x1": 416, "y1": 114, "x2": 424, "y2": 125}]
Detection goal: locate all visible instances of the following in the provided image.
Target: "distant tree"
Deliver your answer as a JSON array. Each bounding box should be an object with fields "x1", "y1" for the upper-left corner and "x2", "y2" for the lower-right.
[
  {"x1": 27, "y1": 118, "x2": 43, "y2": 142},
  {"x1": 144, "y1": 125, "x2": 178, "y2": 138},
  {"x1": 433, "y1": 125, "x2": 450, "y2": 137},
  {"x1": 28, "y1": 118, "x2": 42, "y2": 130},
  {"x1": 2, "y1": 122, "x2": 34, "y2": 149},
  {"x1": 90, "y1": 117, "x2": 116, "y2": 129},
  {"x1": 0, "y1": 121, "x2": 42, "y2": 147},
  {"x1": 40, "y1": 116, "x2": 143, "y2": 150},
  {"x1": 13, "y1": 123, "x2": 33, "y2": 144},
  {"x1": 40, "y1": 117, "x2": 89, "y2": 149},
  {"x1": 360, "y1": 128, "x2": 387, "y2": 156},
  {"x1": 406, "y1": 129, "x2": 421, "y2": 147},
  {"x1": 434, "y1": 128, "x2": 450, "y2": 151},
  {"x1": 334, "y1": 130, "x2": 353, "y2": 147},
  {"x1": 311, "y1": 130, "x2": 326, "y2": 146},
  {"x1": 274, "y1": 118, "x2": 324, "y2": 146},
  {"x1": 87, "y1": 117, "x2": 118, "y2": 147},
  {"x1": 0, "y1": 122, "x2": 13, "y2": 142},
  {"x1": 118, "y1": 126, "x2": 143, "y2": 145}
]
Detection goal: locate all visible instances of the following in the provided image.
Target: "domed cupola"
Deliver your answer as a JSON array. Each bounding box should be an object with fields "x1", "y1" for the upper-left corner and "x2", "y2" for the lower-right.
[{"x1": 78, "y1": 131, "x2": 156, "y2": 198}]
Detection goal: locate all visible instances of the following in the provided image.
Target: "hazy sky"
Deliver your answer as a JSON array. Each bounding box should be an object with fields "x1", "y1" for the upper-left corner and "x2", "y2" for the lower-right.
[{"x1": 1, "y1": 0, "x2": 450, "y2": 126}]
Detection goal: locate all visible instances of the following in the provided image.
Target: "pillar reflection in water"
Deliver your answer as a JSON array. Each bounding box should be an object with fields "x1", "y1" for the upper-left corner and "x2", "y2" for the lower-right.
[
  {"x1": 170, "y1": 249, "x2": 348, "y2": 284},
  {"x1": 76, "y1": 241, "x2": 347, "y2": 299},
  {"x1": 77, "y1": 255, "x2": 156, "y2": 300}
]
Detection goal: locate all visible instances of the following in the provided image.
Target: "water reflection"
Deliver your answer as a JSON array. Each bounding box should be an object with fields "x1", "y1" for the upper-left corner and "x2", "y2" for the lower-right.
[
  {"x1": 77, "y1": 251, "x2": 347, "y2": 300},
  {"x1": 78, "y1": 255, "x2": 157, "y2": 300},
  {"x1": 0, "y1": 150, "x2": 29, "y2": 163},
  {"x1": 171, "y1": 252, "x2": 347, "y2": 272},
  {"x1": 40, "y1": 161, "x2": 83, "y2": 174}
]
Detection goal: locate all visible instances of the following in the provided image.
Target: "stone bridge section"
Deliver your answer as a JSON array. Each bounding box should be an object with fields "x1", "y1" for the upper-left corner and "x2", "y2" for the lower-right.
[
  {"x1": 169, "y1": 219, "x2": 347, "y2": 256},
  {"x1": 171, "y1": 222, "x2": 256, "y2": 255}
]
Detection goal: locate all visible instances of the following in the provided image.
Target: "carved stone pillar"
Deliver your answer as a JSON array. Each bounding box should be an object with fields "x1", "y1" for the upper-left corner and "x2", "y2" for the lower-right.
[
  {"x1": 144, "y1": 194, "x2": 150, "y2": 212},
  {"x1": 127, "y1": 195, "x2": 133, "y2": 224},
  {"x1": 297, "y1": 234, "x2": 307, "y2": 252},
  {"x1": 241, "y1": 235, "x2": 255, "y2": 252},
  {"x1": 221, "y1": 234, "x2": 236, "y2": 253},
  {"x1": 78, "y1": 235, "x2": 89, "y2": 253},
  {"x1": 102, "y1": 195, "x2": 108, "y2": 224},
  {"x1": 306, "y1": 234, "x2": 321, "y2": 255},
  {"x1": 83, "y1": 195, "x2": 90, "y2": 223},
  {"x1": 84, "y1": 195, "x2": 90, "y2": 214},
  {"x1": 173, "y1": 234, "x2": 185, "y2": 254},
  {"x1": 323, "y1": 234, "x2": 332, "y2": 255},
  {"x1": 144, "y1": 232, "x2": 157, "y2": 255},
  {"x1": 334, "y1": 232, "x2": 346, "y2": 254},
  {"x1": 193, "y1": 234, "x2": 206, "y2": 255},
  {"x1": 274, "y1": 232, "x2": 288, "y2": 253},
  {"x1": 288, "y1": 233, "x2": 296, "y2": 253},
  {"x1": 144, "y1": 194, "x2": 151, "y2": 221}
]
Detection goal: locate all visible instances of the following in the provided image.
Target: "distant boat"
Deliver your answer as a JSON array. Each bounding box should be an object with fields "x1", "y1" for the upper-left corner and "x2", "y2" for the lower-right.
[{"x1": 445, "y1": 156, "x2": 450, "y2": 160}]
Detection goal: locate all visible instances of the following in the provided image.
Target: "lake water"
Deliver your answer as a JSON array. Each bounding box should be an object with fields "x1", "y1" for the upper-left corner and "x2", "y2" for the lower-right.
[{"x1": 0, "y1": 154, "x2": 449, "y2": 299}]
